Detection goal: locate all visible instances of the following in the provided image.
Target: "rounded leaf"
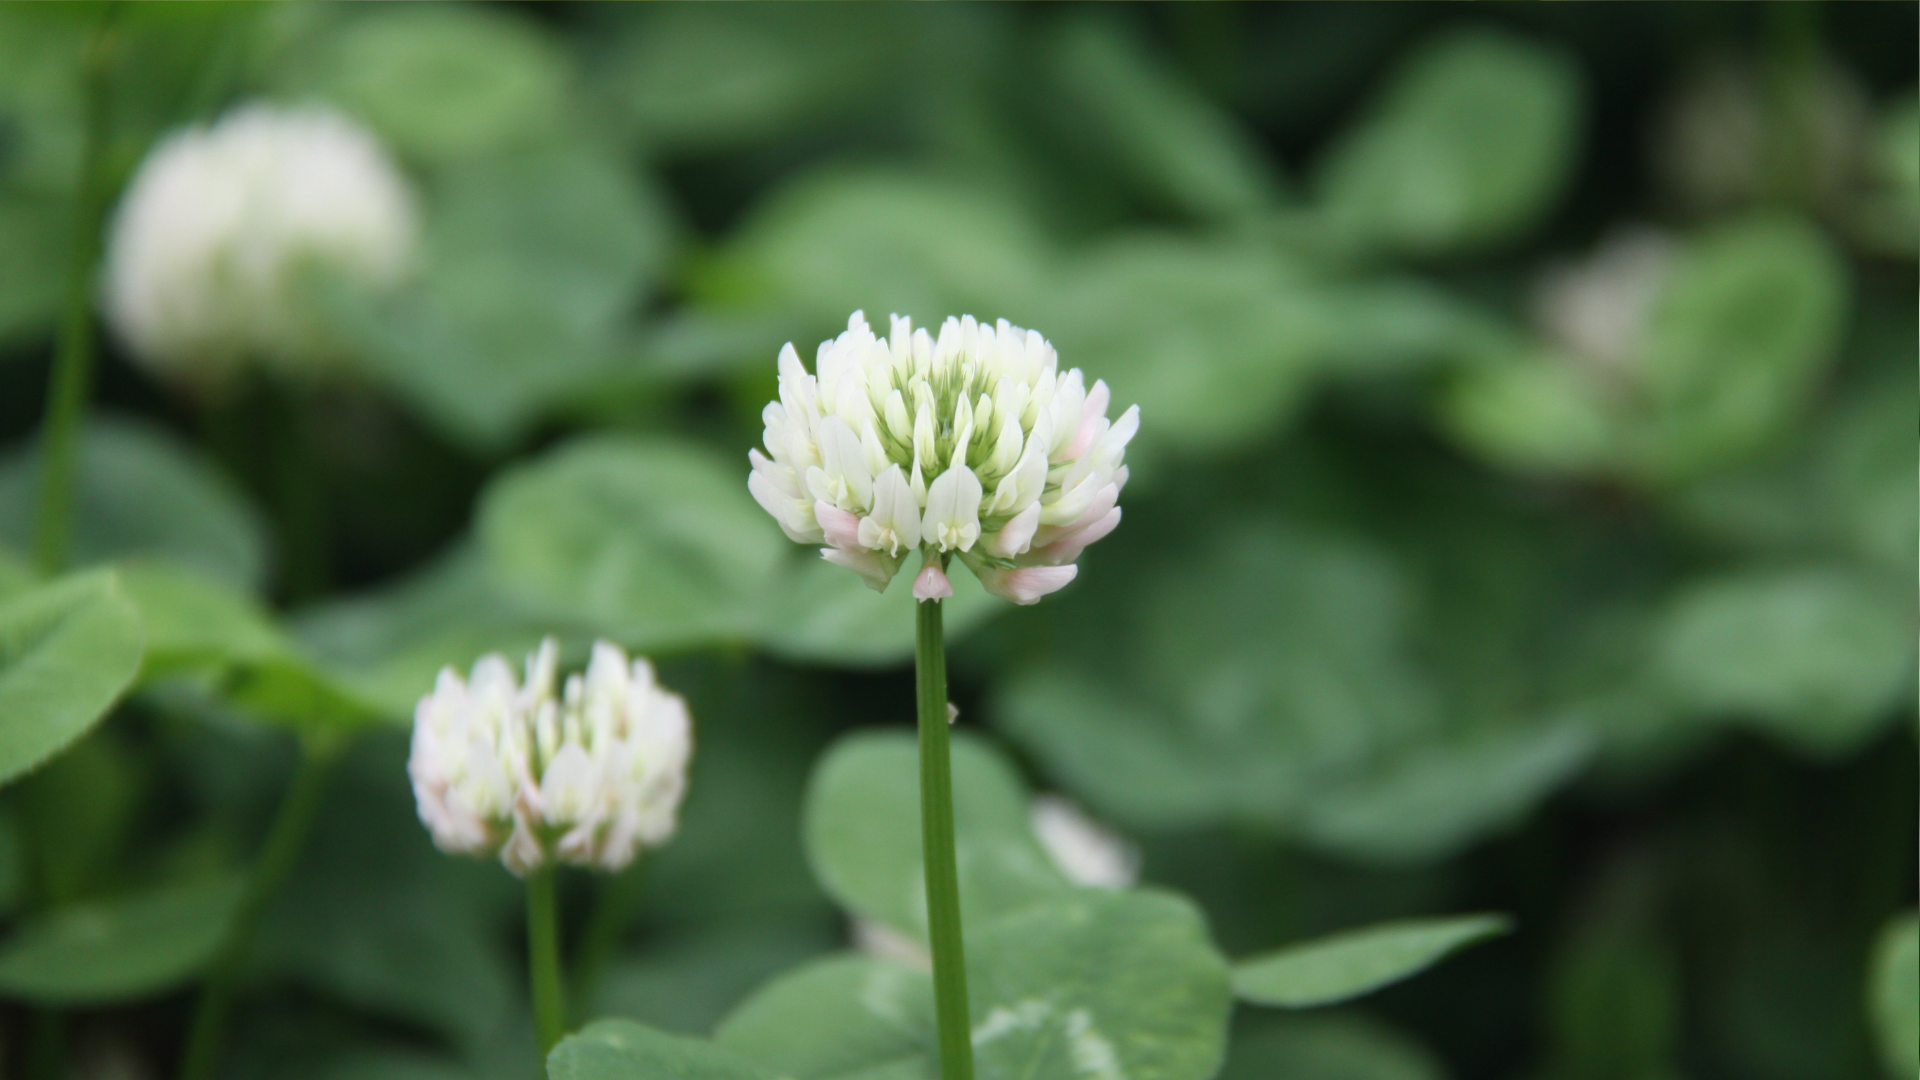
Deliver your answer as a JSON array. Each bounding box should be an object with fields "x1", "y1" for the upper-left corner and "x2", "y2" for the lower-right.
[
  {"x1": 478, "y1": 435, "x2": 784, "y2": 650},
  {"x1": 0, "y1": 570, "x2": 143, "y2": 787},
  {"x1": 1231, "y1": 914, "x2": 1512, "y2": 1008},
  {"x1": 803, "y1": 730, "x2": 1070, "y2": 939},
  {"x1": 0, "y1": 874, "x2": 244, "y2": 1004}
]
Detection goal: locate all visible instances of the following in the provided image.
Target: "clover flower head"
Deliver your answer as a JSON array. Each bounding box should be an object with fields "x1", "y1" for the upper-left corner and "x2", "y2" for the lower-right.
[
  {"x1": 408, "y1": 638, "x2": 693, "y2": 876},
  {"x1": 1532, "y1": 225, "x2": 1676, "y2": 373},
  {"x1": 748, "y1": 312, "x2": 1138, "y2": 604},
  {"x1": 104, "y1": 102, "x2": 417, "y2": 386}
]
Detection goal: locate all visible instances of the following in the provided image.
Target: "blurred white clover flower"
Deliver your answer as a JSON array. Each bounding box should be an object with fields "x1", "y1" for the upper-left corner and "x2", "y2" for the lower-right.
[
  {"x1": 1030, "y1": 795, "x2": 1140, "y2": 890},
  {"x1": 409, "y1": 638, "x2": 693, "y2": 877},
  {"x1": 104, "y1": 102, "x2": 417, "y2": 387},
  {"x1": 750, "y1": 312, "x2": 1138, "y2": 605},
  {"x1": 1531, "y1": 225, "x2": 1676, "y2": 374}
]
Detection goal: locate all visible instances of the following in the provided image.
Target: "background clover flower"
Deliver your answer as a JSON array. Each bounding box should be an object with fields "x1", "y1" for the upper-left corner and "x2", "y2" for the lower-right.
[
  {"x1": 104, "y1": 102, "x2": 417, "y2": 387},
  {"x1": 749, "y1": 311, "x2": 1138, "y2": 605},
  {"x1": 408, "y1": 638, "x2": 692, "y2": 876}
]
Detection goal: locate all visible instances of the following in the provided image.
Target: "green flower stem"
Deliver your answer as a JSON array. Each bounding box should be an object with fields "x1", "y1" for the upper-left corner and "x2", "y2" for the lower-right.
[
  {"x1": 916, "y1": 595, "x2": 975, "y2": 1080},
  {"x1": 32, "y1": 5, "x2": 118, "y2": 576},
  {"x1": 180, "y1": 732, "x2": 346, "y2": 1080},
  {"x1": 527, "y1": 863, "x2": 568, "y2": 1060}
]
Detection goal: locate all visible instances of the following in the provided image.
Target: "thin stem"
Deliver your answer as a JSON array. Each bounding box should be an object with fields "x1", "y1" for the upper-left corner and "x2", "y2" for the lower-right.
[
  {"x1": 916, "y1": 596, "x2": 975, "y2": 1080},
  {"x1": 570, "y1": 861, "x2": 645, "y2": 1022},
  {"x1": 32, "y1": 5, "x2": 118, "y2": 575},
  {"x1": 179, "y1": 733, "x2": 346, "y2": 1080},
  {"x1": 527, "y1": 863, "x2": 568, "y2": 1060}
]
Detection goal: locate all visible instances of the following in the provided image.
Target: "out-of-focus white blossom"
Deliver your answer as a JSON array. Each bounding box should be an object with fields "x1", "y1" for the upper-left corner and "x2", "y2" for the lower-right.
[
  {"x1": 409, "y1": 638, "x2": 692, "y2": 876},
  {"x1": 749, "y1": 312, "x2": 1137, "y2": 605},
  {"x1": 1532, "y1": 225, "x2": 1676, "y2": 373},
  {"x1": 852, "y1": 918, "x2": 931, "y2": 967},
  {"x1": 104, "y1": 103, "x2": 417, "y2": 386},
  {"x1": 1653, "y1": 54, "x2": 1868, "y2": 216},
  {"x1": 1030, "y1": 795, "x2": 1139, "y2": 890}
]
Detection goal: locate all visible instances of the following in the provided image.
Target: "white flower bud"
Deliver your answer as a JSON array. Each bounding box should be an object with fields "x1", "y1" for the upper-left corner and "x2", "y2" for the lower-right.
[
  {"x1": 408, "y1": 638, "x2": 693, "y2": 877},
  {"x1": 104, "y1": 103, "x2": 417, "y2": 387},
  {"x1": 749, "y1": 313, "x2": 1138, "y2": 603},
  {"x1": 1030, "y1": 795, "x2": 1139, "y2": 890}
]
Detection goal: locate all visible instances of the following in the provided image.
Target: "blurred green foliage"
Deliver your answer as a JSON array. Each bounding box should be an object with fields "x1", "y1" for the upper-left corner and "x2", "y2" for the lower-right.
[{"x1": 0, "y1": 2, "x2": 1911, "y2": 1078}]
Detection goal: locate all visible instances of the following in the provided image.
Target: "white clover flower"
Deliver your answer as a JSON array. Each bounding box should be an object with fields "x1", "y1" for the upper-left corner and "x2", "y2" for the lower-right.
[
  {"x1": 408, "y1": 638, "x2": 693, "y2": 876},
  {"x1": 749, "y1": 312, "x2": 1138, "y2": 604},
  {"x1": 104, "y1": 102, "x2": 417, "y2": 386},
  {"x1": 1030, "y1": 795, "x2": 1140, "y2": 890},
  {"x1": 1532, "y1": 225, "x2": 1676, "y2": 373}
]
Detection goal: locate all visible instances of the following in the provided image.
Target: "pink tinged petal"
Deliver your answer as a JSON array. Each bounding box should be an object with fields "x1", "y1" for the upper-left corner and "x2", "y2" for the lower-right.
[
  {"x1": 1035, "y1": 506, "x2": 1121, "y2": 565},
  {"x1": 984, "y1": 500, "x2": 1042, "y2": 558},
  {"x1": 1034, "y1": 482, "x2": 1119, "y2": 548},
  {"x1": 912, "y1": 562, "x2": 953, "y2": 601},
  {"x1": 1062, "y1": 378, "x2": 1112, "y2": 460},
  {"x1": 821, "y1": 546, "x2": 902, "y2": 592},
  {"x1": 978, "y1": 563, "x2": 1078, "y2": 605},
  {"x1": 814, "y1": 500, "x2": 862, "y2": 550}
]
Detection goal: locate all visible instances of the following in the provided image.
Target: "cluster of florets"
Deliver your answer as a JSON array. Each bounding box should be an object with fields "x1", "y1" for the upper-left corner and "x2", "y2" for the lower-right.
[
  {"x1": 749, "y1": 312, "x2": 1137, "y2": 604},
  {"x1": 408, "y1": 639, "x2": 692, "y2": 876},
  {"x1": 103, "y1": 103, "x2": 416, "y2": 387}
]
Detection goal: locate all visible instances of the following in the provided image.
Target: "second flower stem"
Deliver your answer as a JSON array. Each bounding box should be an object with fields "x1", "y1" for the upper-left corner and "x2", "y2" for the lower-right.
[
  {"x1": 180, "y1": 732, "x2": 345, "y2": 1080},
  {"x1": 915, "y1": 597, "x2": 974, "y2": 1080},
  {"x1": 527, "y1": 863, "x2": 567, "y2": 1060},
  {"x1": 32, "y1": 4, "x2": 116, "y2": 576}
]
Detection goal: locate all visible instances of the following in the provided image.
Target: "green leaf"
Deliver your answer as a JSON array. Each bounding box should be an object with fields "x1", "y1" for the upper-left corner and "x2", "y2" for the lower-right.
[
  {"x1": 280, "y1": 4, "x2": 571, "y2": 163},
  {"x1": 294, "y1": 544, "x2": 592, "y2": 720},
  {"x1": 754, "y1": 555, "x2": 1003, "y2": 668},
  {"x1": 119, "y1": 560, "x2": 291, "y2": 675},
  {"x1": 346, "y1": 146, "x2": 671, "y2": 448},
  {"x1": 0, "y1": 548, "x2": 35, "y2": 601},
  {"x1": 591, "y1": 923, "x2": 838, "y2": 1040},
  {"x1": 13, "y1": 729, "x2": 142, "y2": 906},
  {"x1": 719, "y1": 891, "x2": 1232, "y2": 1080},
  {"x1": 1048, "y1": 236, "x2": 1333, "y2": 455},
  {"x1": 597, "y1": 4, "x2": 910, "y2": 155},
  {"x1": 1637, "y1": 216, "x2": 1848, "y2": 481},
  {"x1": 803, "y1": 730, "x2": 1070, "y2": 940},
  {"x1": 0, "y1": 873, "x2": 244, "y2": 1004},
  {"x1": 695, "y1": 168, "x2": 1051, "y2": 338},
  {"x1": 478, "y1": 435, "x2": 785, "y2": 650},
  {"x1": 998, "y1": 523, "x2": 1437, "y2": 834},
  {"x1": 716, "y1": 954, "x2": 934, "y2": 1080},
  {"x1": 120, "y1": 561, "x2": 386, "y2": 732},
  {"x1": 1047, "y1": 17, "x2": 1282, "y2": 221},
  {"x1": 1654, "y1": 566, "x2": 1914, "y2": 756},
  {"x1": 966, "y1": 890, "x2": 1232, "y2": 1080},
  {"x1": 1231, "y1": 914, "x2": 1511, "y2": 1008},
  {"x1": 1869, "y1": 911, "x2": 1918, "y2": 1079},
  {"x1": 1315, "y1": 28, "x2": 1581, "y2": 256},
  {"x1": 549, "y1": 1019, "x2": 775, "y2": 1080},
  {"x1": 0, "y1": 570, "x2": 143, "y2": 787},
  {"x1": 1442, "y1": 346, "x2": 1624, "y2": 476},
  {"x1": 0, "y1": 417, "x2": 269, "y2": 591}
]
